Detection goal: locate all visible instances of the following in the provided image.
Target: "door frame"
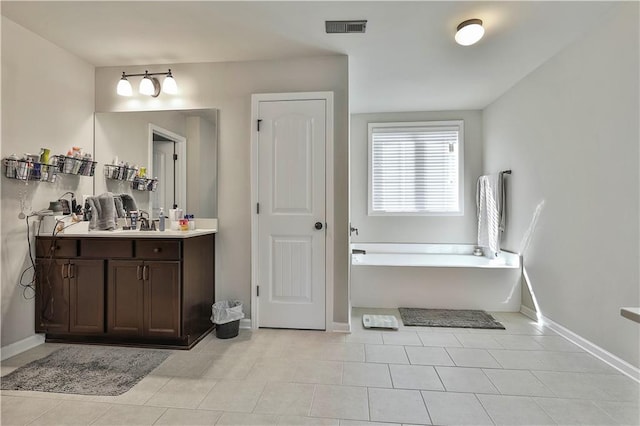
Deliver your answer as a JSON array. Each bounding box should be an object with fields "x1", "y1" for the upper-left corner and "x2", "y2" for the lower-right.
[
  {"x1": 147, "y1": 124, "x2": 187, "y2": 213},
  {"x1": 250, "y1": 91, "x2": 334, "y2": 331}
]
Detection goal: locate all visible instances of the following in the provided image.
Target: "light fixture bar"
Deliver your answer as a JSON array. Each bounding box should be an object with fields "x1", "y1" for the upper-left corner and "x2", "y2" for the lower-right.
[{"x1": 116, "y1": 69, "x2": 178, "y2": 97}]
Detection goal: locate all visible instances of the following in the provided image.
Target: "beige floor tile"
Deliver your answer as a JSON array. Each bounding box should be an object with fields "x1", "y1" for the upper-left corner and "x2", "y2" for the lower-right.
[
  {"x1": 381, "y1": 332, "x2": 422, "y2": 346},
  {"x1": 201, "y1": 355, "x2": 257, "y2": 380},
  {"x1": 90, "y1": 375, "x2": 171, "y2": 405},
  {"x1": 455, "y1": 334, "x2": 504, "y2": 349},
  {"x1": 0, "y1": 396, "x2": 62, "y2": 426},
  {"x1": 215, "y1": 412, "x2": 279, "y2": 425},
  {"x1": 154, "y1": 407, "x2": 222, "y2": 425},
  {"x1": 245, "y1": 358, "x2": 297, "y2": 382},
  {"x1": 435, "y1": 366, "x2": 498, "y2": 394},
  {"x1": 477, "y1": 394, "x2": 555, "y2": 425},
  {"x1": 592, "y1": 400, "x2": 640, "y2": 424},
  {"x1": 197, "y1": 379, "x2": 266, "y2": 412},
  {"x1": 320, "y1": 343, "x2": 366, "y2": 362},
  {"x1": 421, "y1": 390, "x2": 493, "y2": 425},
  {"x1": 338, "y1": 421, "x2": 396, "y2": 426},
  {"x1": 492, "y1": 334, "x2": 545, "y2": 350},
  {"x1": 404, "y1": 346, "x2": 453, "y2": 366},
  {"x1": 532, "y1": 370, "x2": 640, "y2": 401},
  {"x1": 342, "y1": 362, "x2": 392, "y2": 388},
  {"x1": 368, "y1": 388, "x2": 430, "y2": 424},
  {"x1": 483, "y1": 369, "x2": 554, "y2": 397},
  {"x1": 278, "y1": 415, "x2": 340, "y2": 425},
  {"x1": 145, "y1": 377, "x2": 217, "y2": 409},
  {"x1": 534, "y1": 397, "x2": 617, "y2": 425},
  {"x1": 364, "y1": 344, "x2": 408, "y2": 364},
  {"x1": 532, "y1": 335, "x2": 585, "y2": 352},
  {"x1": 489, "y1": 349, "x2": 615, "y2": 373},
  {"x1": 389, "y1": 364, "x2": 443, "y2": 391},
  {"x1": 294, "y1": 360, "x2": 343, "y2": 385},
  {"x1": 253, "y1": 382, "x2": 315, "y2": 416},
  {"x1": 310, "y1": 385, "x2": 369, "y2": 421},
  {"x1": 445, "y1": 347, "x2": 501, "y2": 368},
  {"x1": 91, "y1": 404, "x2": 167, "y2": 425},
  {"x1": 28, "y1": 400, "x2": 111, "y2": 425},
  {"x1": 417, "y1": 332, "x2": 462, "y2": 347},
  {"x1": 345, "y1": 332, "x2": 384, "y2": 345},
  {"x1": 151, "y1": 353, "x2": 215, "y2": 378}
]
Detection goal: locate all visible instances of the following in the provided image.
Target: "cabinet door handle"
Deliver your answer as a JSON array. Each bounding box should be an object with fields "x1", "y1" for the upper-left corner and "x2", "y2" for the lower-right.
[
  {"x1": 137, "y1": 265, "x2": 142, "y2": 280},
  {"x1": 61, "y1": 263, "x2": 67, "y2": 279},
  {"x1": 143, "y1": 265, "x2": 149, "y2": 281},
  {"x1": 68, "y1": 263, "x2": 74, "y2": 279},
  {"x1": 153, "y1": 248, "x2": 161, "y2": 253}
]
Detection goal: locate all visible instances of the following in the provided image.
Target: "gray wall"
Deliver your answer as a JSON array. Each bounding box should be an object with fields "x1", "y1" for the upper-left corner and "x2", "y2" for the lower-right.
[
  {"x1": 350, "y1": 110, "x2": 482, "y2": 244},
  {"x1": 95, "y1": 56, "x2": 350, "y2": 324},
  {"x1": 484, "y1": 4, "x2": 639, "y2": 367},
  {"x1": 1, "y1": 17, "x2": 95, "y2": 347}
]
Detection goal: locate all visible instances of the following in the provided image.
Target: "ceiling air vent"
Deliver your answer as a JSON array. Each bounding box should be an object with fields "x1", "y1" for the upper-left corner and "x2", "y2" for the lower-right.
[{"x1": 325, "y1": 20, "x2": 367, "y2": 34}]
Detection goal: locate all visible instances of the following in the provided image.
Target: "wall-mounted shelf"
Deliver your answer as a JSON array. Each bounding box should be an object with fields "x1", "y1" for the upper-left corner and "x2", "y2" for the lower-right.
[
  {"x1": 104, "y1": 164, "x2": 158, "y2": 192},
  {"x1": 3, "y1": 158, "x2": 58, "y2": 182},
  {"x1": 54, "y1": 155, "x2": 96, "y2": 176}
]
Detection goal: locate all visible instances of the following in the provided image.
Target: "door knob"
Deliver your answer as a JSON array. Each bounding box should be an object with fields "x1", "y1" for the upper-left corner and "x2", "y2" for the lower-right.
[{"x1": 314, "y1": 222, "x2": 323, "y2": 230}]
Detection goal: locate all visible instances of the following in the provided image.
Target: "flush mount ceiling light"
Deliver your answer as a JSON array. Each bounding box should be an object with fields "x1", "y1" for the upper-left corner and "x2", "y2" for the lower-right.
[
  {"x1": 116, "y1": 69, "x2": 178, "y2": 97},
  {"x1": 455, "y1": 19, "x2": 485, "y2": 46}
]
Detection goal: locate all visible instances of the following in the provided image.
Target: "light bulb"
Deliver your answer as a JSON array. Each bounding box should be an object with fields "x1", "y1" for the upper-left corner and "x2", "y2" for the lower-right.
[
  {"x1": 116, "y1": 74, "x2": 132, "y2": 96},
  {"x1": 162, "y1": 71, "x2": 178, "y2": 95},
  {"x1": 139, "y1": 75, "x2": 155, "y2": 96},
  {"x1": 455, "y1": 19, "x2": 484, "y2": 46}
]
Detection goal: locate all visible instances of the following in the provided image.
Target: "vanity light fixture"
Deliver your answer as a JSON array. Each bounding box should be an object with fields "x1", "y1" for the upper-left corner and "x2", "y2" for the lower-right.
[
  {"x1": 455, "y1": 18, "x2": 485, "y2": 46},
  {"x1": 116, "y1": 69, "x2": 178, "y2": 97}
]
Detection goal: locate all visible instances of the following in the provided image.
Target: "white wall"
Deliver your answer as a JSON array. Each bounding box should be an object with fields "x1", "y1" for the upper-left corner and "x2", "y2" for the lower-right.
[
  {"x1": 350, "y1": 111, "x2": 482, "y2": 244},
  {"x1": 1, "y1": 17, "x2": 95, "y2": 347},
  {"x1": 95, "y1": 56, "x2": 350, "y2": 323},
  {"x1": 484, "y1": 4, "x2": 639, "y2": 367}
]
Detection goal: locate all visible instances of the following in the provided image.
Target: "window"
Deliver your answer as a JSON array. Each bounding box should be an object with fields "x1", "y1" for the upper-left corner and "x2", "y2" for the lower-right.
[{"x1": 368, "y1": 120, "x2": 463, "y2": 215}]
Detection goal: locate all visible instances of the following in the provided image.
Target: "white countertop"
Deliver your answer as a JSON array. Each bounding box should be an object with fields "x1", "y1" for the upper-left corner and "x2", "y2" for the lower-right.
[
  {"x1": 57, "y1": 228, "x2": 217, "y2": 238},
  {"x1": 620, "y1": 307, "x2": 640, "y2": 324}
]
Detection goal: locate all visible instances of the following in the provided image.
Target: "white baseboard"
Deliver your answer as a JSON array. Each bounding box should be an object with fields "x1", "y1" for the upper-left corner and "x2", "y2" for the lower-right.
[
  {"x1": 519, "y1": 305, "x2": 639, "y2": 383},
  {"x1": 520, "y1": 304, "x2": 538, "y2": 321},
  {"x1": 239, "y1": 319, "x2": 252, "y2": 329},
  {"x1": 1, "y1": 334, "x2": 45, "y2": 361},
  {"x1": 332, "y1": 322, "x2": 350, "y2": 333}
]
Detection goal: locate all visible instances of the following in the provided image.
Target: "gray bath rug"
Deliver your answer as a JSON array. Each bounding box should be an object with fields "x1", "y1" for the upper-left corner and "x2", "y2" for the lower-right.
[
  {"x1": 1, "y1": 345, "x2": 170, "y2": 396},
  {"x1": 399, "y1": 308, "x2": 505, "y2": 329}
]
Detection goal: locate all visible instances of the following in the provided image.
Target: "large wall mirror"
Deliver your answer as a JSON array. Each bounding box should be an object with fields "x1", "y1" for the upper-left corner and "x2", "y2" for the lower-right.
[{"x1": 94, "y1": 109, "x2": 218, "y2": 218}]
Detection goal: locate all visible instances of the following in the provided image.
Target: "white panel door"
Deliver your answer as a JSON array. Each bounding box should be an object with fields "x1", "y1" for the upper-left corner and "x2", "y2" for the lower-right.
[
  {"x1": 257, "y1": 99, "x2": 326, "y2": 329},
  {"x1": 152, "y1": 140, "x2": 175, "y2": 217}
]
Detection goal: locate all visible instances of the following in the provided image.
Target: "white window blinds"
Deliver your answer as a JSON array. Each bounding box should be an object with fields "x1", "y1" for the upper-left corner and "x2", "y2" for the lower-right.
[{"x1": 368, "y1": 121, "x2": 463, "y2": 215}]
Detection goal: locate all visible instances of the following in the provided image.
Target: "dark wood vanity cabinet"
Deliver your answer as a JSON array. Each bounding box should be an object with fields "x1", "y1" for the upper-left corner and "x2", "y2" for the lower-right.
[{"x1": 35, "y1": 234, "x2": 215, "y2": 348}]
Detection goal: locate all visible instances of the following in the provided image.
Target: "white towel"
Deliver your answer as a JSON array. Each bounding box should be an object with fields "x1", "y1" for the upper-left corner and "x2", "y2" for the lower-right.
[{"x1": 476, "y1": 173, "x2": 505, "y2": 258}]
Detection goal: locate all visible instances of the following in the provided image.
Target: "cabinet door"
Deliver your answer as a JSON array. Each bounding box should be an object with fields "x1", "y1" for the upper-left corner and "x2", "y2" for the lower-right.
[
  {"x1": 108, "y1": 260, "x2": 144, "y2": 336},
  {"x1": 35, "y1": 259, "x2": 70, "y2": 333},
  {"x1": 69, "y1": 259, "x2": 105, "y2": 334},
  {"x1": 144, "y1": 261, "x2": 181, "y2": 338}
]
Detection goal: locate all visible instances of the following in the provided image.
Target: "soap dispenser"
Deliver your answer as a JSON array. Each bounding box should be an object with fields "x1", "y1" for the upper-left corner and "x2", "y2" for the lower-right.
[{"x1": 159, "y1": 207, "x2": 165, "y2": 231}]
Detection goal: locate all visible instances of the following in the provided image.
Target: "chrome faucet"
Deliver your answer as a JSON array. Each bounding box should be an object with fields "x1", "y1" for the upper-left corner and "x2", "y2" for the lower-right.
[{"x1": 139, "y1": 210, "x2": 150, "y2": 231}]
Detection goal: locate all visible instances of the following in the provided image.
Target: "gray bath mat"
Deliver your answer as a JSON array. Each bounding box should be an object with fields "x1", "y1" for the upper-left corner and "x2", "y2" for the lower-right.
[
  {"x1": 399, "y1": 308, "x2": 505, "y2": 329},
  {"x1": 1, "y1": 346, "x2": 169, "y2": 396}
]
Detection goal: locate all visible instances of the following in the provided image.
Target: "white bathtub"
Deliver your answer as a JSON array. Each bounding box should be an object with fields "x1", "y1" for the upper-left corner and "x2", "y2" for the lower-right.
[{"x1": 351, "y1": 243, "x2": 522, "y2": 312}]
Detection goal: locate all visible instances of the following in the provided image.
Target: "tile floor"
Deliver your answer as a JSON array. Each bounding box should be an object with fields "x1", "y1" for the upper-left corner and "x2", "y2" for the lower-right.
[{"x1": 1, "y1": 308, "x2": 639, "y2": 425}]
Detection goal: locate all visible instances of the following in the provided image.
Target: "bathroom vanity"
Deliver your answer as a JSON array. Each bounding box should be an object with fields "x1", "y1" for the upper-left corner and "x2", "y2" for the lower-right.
[{"x1": 34, "y1": 230, "x2": 215, "y2": 349}]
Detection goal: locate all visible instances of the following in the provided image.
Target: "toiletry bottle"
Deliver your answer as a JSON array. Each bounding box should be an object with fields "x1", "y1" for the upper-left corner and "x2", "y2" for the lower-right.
[
  {"x1": 159, "y1": 207, "x2": 165, "y2": 231},
  {"x1": 130, "y1": 210, "x2": 138, "y2": 230}
]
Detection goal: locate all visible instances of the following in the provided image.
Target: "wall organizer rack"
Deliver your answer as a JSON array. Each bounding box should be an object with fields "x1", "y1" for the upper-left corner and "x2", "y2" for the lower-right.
[
  {"x1": 3, "y1": 158, "x2": 58, "y2": 182},
  {"x1": 104, "y1": 164, "x2": 158, "y2": 192}
]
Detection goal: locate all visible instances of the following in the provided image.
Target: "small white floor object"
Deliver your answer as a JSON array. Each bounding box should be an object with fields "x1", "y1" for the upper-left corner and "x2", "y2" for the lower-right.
[{"x1": 362, "y1": 314, "x2": 399, "y2": 329}]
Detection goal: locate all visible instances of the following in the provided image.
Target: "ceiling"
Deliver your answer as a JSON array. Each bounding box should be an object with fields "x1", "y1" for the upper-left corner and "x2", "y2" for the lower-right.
[{"x1": 1, "y1": 1, "x2": 615, "y2": 113}]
